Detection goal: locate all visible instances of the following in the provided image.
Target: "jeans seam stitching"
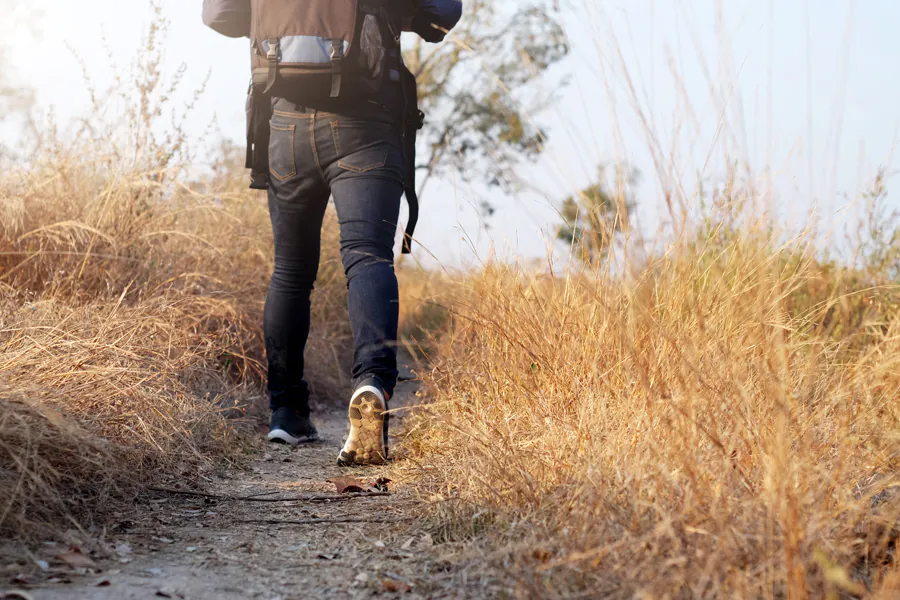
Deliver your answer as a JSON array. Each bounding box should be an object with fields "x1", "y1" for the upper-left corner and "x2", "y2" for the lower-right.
[
  {"x1": 337, "y1": 153, "x2": 389, "y2": 173},
  {"x1": 310, "y1": 112, "x2": 327, "y2": 184},
  {"x1": 331, "y1": 120, "x2": 341, "y2": 155},
  {"x1": 273, "y1": 110, "x2": 315, "y2": 119}
]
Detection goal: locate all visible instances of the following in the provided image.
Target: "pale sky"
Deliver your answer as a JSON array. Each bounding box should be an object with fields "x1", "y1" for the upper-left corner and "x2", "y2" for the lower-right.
[{"x1": 5, "y1": 1, "x2": 898, "y2": 268}]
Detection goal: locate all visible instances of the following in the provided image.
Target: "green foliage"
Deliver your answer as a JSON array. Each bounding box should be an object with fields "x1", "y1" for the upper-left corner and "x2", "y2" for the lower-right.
[
  {"x1": 404, "y1": 0, "x2": 569, "y2": 193},
  {"x1": 556, "y1": 165, "x2": 636, "y2": 264}
]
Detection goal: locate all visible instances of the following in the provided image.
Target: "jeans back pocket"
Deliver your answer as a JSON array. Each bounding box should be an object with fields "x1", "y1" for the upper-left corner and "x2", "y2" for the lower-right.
[
  {"x1": 331, "y1": 119, "x2": 397, "y2": 174},
  {"x1": 269, "y1": 122, "x2": 297, "y2": 181}
]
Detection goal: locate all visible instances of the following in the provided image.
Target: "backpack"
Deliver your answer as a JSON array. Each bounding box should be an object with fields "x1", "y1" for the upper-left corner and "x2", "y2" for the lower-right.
[
  {"x1": 252, "y1": 0, "x2": 414, "y2": 98},
  {"x1": 204, "y1": 0, "x2": 426, "y2": 252}
]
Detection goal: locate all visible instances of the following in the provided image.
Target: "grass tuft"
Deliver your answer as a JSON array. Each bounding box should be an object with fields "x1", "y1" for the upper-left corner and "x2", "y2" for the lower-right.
[{"x1": 398, "y1": 222, "x2": 900, "y2": 597}]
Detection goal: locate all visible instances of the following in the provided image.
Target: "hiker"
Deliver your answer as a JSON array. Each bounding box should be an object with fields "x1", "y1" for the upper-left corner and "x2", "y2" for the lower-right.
[{"x1": 202, "y1": 1, "x2": 462, "y2": 466}]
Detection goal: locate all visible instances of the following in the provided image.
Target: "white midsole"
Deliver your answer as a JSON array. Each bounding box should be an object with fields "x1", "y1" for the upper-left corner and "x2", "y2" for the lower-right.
[{"x1": 267, "y1": 428, "x2": 315, "y2": 445}]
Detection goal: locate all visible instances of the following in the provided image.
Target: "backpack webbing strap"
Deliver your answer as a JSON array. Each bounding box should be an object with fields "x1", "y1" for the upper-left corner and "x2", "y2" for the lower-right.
[
  {"x1": 401, "y1": 108, "x2": 425, "y2": 254},
  {"x1": 402, "y1": 184, "x2": 419, "y2": 254},
  {"x1": 399, "y1": 66, "x2": 424, "y2": 254},
  {"x1": 264, "y1": 38, "x2": 279, "y2": 94},
  {"x1": 330, "y1": 39, "x2": 344, "y2": 98}
]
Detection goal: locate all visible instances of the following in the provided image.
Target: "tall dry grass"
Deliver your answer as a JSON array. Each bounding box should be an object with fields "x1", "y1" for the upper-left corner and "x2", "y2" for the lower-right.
[
  {"x1": 0, "y1": 132, "x2": 351, "y2": 541},
  {"x1": 393, "y1": 4, "x2": 900, "y2": 596},
  {"x1": 399, "y1": 213, "x2": 899, "y2": 597},
  {"x1": 0, "y1": 8, "x2": 352, "y2": 538}
]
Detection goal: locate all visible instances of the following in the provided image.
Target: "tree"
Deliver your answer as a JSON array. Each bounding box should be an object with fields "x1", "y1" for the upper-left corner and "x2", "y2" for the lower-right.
[
  {"x1": 556, "y1": 166, "x2": 636, "y2": 265},
  {"x1": 404, "y1": 0, "x2": 569, "y2": 196}
]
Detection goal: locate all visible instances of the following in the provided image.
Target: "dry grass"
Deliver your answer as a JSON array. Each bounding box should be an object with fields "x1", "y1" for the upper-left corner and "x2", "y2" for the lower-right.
[
  {"x1": 0, "y1": 138, "x2": 354, "y2": 538},
  {"x1": 398, "y1": 221, "x2": 900, "y2": 598},
  {"x1": 0, "y1": 16, "x2": 353, "y2": 536},
  {"x1": 398, "y1": 268, "x2": 453, "y2": 360},
  {"x1": 0, "y1": 141, "x2": 353, "y2": 538},
  {"x1": 392, "y1": 5, "x2": 900, "y2": 596},
  {"x1": 0, "y1": 385, "x2": 116, "y2": 537}
]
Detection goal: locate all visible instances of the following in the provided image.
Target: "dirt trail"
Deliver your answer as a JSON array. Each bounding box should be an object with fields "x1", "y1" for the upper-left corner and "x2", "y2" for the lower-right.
[{"x1": 4, "y1": 371, "x2": 494, "y2": 600}]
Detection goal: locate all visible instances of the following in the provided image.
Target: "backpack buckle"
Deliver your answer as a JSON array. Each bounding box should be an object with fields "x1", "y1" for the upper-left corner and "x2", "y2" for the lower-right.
[
  {"x1": 264, "y1": 39, "x2": 280, "y2": 94},
  {"x1": 266, "y1": 39, "x2": 280, "y2": 61},
  {"x1": 330, "y1": 39, "x2": 344, "y2": 98}
]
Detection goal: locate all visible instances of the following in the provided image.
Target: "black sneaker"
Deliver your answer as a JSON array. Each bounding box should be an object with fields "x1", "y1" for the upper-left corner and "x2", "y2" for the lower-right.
[
  {"x1": 337, "y1": 378, "x2": 389, "y2": 466},
  {"x1": 267, "y1": 407, "x2": 319, "y2": 445}
]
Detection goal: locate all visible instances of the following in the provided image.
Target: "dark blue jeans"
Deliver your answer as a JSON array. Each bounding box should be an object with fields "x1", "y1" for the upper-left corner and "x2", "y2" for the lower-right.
[{"x1": 265, "y1": 97, "x2": 404, "y2": 413}]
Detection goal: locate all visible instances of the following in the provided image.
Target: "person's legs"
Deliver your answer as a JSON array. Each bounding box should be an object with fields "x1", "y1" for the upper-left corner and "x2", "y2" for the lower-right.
[
  {"x1": 264, "y1": 100, "x2": 331, "y2": 443},
  {"x1": 318, "y1": 115, "x2": 406, "y2": 464},
  {"x1": 324, "y1": 117, "x2": 406, "y2": 399},
  {"x1": 339, "y1": 196, "x2": 402, "y2": 397}
]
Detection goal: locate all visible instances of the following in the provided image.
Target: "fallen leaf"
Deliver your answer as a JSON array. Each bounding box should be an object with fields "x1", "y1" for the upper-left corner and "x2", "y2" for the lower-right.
[
  {"x1": 382, "y1": 578, "x2": 412, "y2": 593},
  {"x1": 401, "y1": 537, "x2": 416, "y2": 550},
  {"x1": 94, "y1": 579, "x2": 111, "y2": 587},
  {"x1": 373, "y1": 477, "x2": 392, "y2": 492},
  {"x1": 33, "y1": 560, "x2": 49, "y2": 571},
  {"x1": 55, "y1": 549, "x2": 98, "y2": 570},
  {"x1": 327, "y1": 476, "x2": 368, "y2": 494}
]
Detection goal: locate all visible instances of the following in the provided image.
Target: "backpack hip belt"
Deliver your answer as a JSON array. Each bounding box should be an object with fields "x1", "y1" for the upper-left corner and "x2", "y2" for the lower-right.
[{"x1": 246, "y1": 0, "x2": 423, "y2": 252}]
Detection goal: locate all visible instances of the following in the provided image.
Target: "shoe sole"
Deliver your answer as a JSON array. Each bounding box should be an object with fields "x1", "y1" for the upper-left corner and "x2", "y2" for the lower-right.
[
  {"x1": 267, "y1": 429, "x2": 319, "y2": 446},
  {"x1": 337, "y1": 386, "x2": 386, "y2": 466}
]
